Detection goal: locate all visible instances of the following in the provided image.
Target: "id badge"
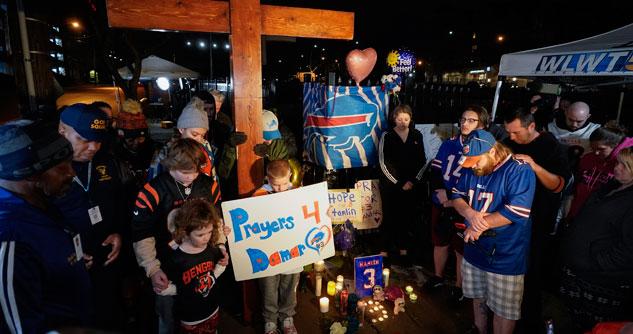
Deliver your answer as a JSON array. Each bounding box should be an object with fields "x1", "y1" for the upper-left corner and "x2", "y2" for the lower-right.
[
  {"x1": 88, "y1": 206, "x2": 103, "y2": 225},
  {"x1": 73, "y1": 234, "x2": 84, "y2": 260}
]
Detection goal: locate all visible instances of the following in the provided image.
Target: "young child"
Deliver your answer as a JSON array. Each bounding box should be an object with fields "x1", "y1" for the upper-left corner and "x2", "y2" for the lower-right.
[
  {"x1": 164, "y1": 199, "x2": 230, "y2": 334},
  {"x1": 254, "y1": 160, "x2": 300, "y2": 334}
]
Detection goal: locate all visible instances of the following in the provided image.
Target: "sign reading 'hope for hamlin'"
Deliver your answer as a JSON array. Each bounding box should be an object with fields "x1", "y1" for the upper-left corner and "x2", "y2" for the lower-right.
[{"x1": 222, "y1": 182, "x2": 335, "y2": 281}]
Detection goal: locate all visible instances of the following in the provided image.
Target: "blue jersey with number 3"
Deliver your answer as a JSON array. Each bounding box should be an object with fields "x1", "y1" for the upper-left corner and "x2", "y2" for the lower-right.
[
  {"x1": 431, "y1": 136, "x2": 465, "y2": 205},
  {"x1": 451, "y1": 155, "x2": 536, "y2": 275}
]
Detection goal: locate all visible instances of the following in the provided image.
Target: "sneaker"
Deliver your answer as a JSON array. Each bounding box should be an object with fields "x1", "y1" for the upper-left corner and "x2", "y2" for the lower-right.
[
  {"x1": 422, "y1": 275, "x2": 445, "y2": 291},
  {"x1": 264, "y1": 321, "x2": 279, "y2": 334},
  {"x1": 282, "y1": 317, "x2": 298, "y2": 334}
]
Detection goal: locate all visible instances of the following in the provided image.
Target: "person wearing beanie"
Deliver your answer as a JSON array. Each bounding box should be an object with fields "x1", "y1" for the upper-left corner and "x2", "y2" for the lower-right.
[
  {"x1": 56, "y1": 103, "x2": 127, "y2": 330},
  {"x1": 149, "y1": 98, "x2": 221, "y2": 205},
  {"x1": 0, "y1": 120, "x2": 94, "y2": 333}
]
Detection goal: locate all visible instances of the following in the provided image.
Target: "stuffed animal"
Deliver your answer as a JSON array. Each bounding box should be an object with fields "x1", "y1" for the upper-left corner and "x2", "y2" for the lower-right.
[
  {"x1": 394, "y1": 297, "x2": 406, "y2": 315},
  {"x1": 372, "y1": 285, "x2": 385, "y2": 301},
  {"x1": 384, "y1": 286, "x2": 404, "y2": 302}
]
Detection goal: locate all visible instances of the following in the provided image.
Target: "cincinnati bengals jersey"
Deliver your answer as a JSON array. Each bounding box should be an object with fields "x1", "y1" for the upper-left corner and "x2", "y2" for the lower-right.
[
  {"x1": 165, "y1": 245, "x2": 223, "y2": 323},
  {"x1": 451, "y1": 155, "x2": 536, "y2": 274}
]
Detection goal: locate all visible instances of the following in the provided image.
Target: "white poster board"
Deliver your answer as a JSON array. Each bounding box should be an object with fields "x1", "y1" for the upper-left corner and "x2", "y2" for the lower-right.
[
  {"x1": 353, "y1": 179, "x2": 382, "y2": 230},
  {"x1": 222, "y1": 182, "x2": 335, "y2": 281},
  {"x1": 415, "y1": 123, "x2": 459, "y2": 163},
  {"x1": 328, "y1": 189, "x2": 362, "y2": 225}
]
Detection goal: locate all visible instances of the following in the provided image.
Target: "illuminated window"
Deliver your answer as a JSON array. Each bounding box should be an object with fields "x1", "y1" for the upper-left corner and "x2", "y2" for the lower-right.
[
  {"x1": 55, "y1": 38, "x2": 62, "y2": 46},
  {"x1": 58, "y1": 67, "x2": 65, "y2": 75}
]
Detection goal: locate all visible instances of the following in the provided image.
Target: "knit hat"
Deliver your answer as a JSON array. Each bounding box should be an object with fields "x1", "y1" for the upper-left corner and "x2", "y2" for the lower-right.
[
  {"x1": 60, "y1": 103, "x2": 109, "y2": 142},
  {"x1": 116, "y1": 99, "x2": 148, "y2": 138},
  {"x1": 459, "y1": 129, "x2": 496, "y2": 168},
  {"x1": 0, "y1": 120, "x2": 73, "y2": 180},
  {"x1": 262, "y1": 109, "x2": 281, "y2": 140},
  {"x1": 177, "y1": 97, "x2": 209, "y2": 130}
]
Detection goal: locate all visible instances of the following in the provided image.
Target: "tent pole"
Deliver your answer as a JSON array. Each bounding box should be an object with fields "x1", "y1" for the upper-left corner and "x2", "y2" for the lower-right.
[
  {"x1": 491, "y1": 76, "x2": 504, "y2": 122},
  {"x1": 616, "y1": 85, "x2": 625, "y2": 122}
]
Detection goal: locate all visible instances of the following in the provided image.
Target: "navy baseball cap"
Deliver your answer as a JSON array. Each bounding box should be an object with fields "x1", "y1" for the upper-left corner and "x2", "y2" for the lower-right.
[
  {"x1": 459, "y1": 129, "x2": 496, "y2": 168},
  {"x1": 60, "y1": 103, "x2": 109, "y2": 142},
  {"x1": 0, "y1": 120, "x2": 73, "y2": 180}
]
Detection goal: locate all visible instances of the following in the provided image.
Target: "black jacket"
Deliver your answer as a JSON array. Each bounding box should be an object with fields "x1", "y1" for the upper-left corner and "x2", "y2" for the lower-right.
[
  {"x1": 378, "y1": 128, "x2": 426, "y2": 190},
  {"x1": 561, "y1": 181, "x2": 633, "y2": 286}
]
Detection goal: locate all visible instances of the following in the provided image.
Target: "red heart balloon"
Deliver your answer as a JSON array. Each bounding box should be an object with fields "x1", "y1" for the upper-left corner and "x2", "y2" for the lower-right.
[{"x1": 346, "y1": 48, "x2": 377, "y2": 85}]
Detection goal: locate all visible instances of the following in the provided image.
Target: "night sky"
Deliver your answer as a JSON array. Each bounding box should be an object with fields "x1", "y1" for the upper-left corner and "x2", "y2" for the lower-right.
[{"x1": 30, "y1": 0, "x2": 633, "y2": 80}]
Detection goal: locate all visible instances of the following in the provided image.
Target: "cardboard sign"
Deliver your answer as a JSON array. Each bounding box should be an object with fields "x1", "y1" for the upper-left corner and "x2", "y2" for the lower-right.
[
  {"x1": 327, "y1": 189, "x2": 362, "y2": 225},
  {"x1": 222, "y1": 182, "x2": 335, "y2": 281},
  {"x1": 354, "y1": 255, "x2": 383, "y2": 298},
  {"x1": 353, "y1": 179, "x2": 382, "y2": 230}
]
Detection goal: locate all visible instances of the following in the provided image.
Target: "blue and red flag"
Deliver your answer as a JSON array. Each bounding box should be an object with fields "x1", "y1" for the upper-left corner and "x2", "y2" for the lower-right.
[{"x1": 303, "y1": 83, "x2": 389, "y2": 170}]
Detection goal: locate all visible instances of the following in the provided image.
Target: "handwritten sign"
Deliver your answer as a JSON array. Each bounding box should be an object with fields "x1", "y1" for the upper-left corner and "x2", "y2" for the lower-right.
[
  {"x1": 328, "y1": 189, "x2": 362, "y2": 225},
  {"x1": 353, "y1": 179, "x2": 382, "y2": 230},
  {"x1": 222, "y1": 182, "x2": 335, "y2": 281},
  {"x1": 354, "y1": 255, "x2": 384, "y2": 297}
]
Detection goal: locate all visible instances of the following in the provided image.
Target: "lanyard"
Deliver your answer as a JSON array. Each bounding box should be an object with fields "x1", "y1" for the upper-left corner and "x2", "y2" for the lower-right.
[{"x1": 73, "y1": 161, "x2": 92, "y2": 193}]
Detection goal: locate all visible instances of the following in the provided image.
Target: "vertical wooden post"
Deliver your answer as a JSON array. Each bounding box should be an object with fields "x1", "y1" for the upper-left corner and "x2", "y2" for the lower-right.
[{"x1": 230, "y1": 0, "x2": 264, "y2": 197}]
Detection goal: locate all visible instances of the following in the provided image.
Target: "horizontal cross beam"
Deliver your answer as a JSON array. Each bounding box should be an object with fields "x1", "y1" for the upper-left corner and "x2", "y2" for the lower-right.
[{"x1": 106, "y1": 1, "x2": 354, "y2": 40}]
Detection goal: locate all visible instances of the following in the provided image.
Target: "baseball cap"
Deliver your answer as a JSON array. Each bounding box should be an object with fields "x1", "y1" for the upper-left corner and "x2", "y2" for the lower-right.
[
  {"x1": 459, "y1": 129, "x2": 496, "y2": 168},
  {"x1": 60, "y1": 103, "x2": 109, "y2": 142},
  {"x1": 262, "y1": 109, "x2": 281, "y2": 140},
  {"x1": 0, "y1": 120, "x2": 73, "y2": 180}
]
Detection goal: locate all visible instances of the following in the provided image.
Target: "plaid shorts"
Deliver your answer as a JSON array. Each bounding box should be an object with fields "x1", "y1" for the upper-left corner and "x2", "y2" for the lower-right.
[{"x1": 461, "y1": 259, "x2": 525, "y2": 320}]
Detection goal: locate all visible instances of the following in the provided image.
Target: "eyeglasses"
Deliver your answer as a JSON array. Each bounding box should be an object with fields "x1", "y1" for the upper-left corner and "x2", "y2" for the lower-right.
[{"x1": 460, "y1": 117, "x2": 479, "y2": 124}]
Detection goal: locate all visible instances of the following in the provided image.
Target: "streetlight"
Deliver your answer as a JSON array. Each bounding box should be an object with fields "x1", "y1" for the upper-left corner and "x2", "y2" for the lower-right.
[
  {"x1": 199, "y1": 41, "x2": 206, "y2": 48},
  {"x1": 497, "y1": 34, "x2": 505, "y2": 43}
]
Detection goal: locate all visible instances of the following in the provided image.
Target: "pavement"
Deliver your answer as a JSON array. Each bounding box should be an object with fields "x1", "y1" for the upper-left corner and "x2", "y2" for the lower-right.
[{"x1": 218, "y1": 256, "x2": 476, "y2": 334}]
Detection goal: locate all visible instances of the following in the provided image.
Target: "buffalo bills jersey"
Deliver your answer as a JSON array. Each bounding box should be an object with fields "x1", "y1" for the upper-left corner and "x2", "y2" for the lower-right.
[
  {"x1": 431, "y1": 136, "x2": 465, "y2": 205},
  {"x1": 451, "y1": 155, "x2": 536, "y2": 274}
]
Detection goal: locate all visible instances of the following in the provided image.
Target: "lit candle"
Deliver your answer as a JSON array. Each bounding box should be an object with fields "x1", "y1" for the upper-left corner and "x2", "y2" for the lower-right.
[
  {"x1": 383, "y1": 268, "x2": 390, "y2": 287},
  {"x1": 369, "y1": 309, "x2": 374, "y2": 313},
  {"x1": 384, "y1": 314, "x2": 389, "y2": 319},
  {"x1": 315, "y1": 273, "x2": 322, "y2": 297},
  {"x1": 336, "y1": 275, "x2": 344, "y2": 284},
  {"x1": 378, "y1": 305, "x2": 384, "y2": 310},
  {"x1": 367, "y1": 300, "x2": 374, "y2": 305},
  {"x1": 405, "y1": 285, "x2": 413, "y2": 295},
  {"x1": 378, "y1": 317, "x2": 384, "y2": 321},
  {"x1": 315, "y1": 260, "x2": 325, "y2": 272},
  {"x1": 409, "y1": 293, "x2": 418, "y2": 303},
  {"x1": 374, "y1": 306, "x2": 379, "y2": 311},
  {"x1": 372, "y1": 319, "x2": 377, "y2": 323},
  {"x1": 327, "y1": 281, "x2": 336, "y2": 296},
  {"x1": 382, "y1": 310, "x2": 387, "y2": 314},
  {"x1": 336, "y1": 282, "x2": 343, "y2": 292},
  {"x1": 319, "y1": 297, "x2": 329, "y2": 313}
]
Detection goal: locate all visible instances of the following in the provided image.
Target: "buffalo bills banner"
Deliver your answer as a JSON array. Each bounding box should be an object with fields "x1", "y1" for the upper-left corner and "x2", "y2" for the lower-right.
[
  {"x1": 222, "y1": 182, "x2": 335, "y2": 281},
  {"x1": 303, "y1": 83, "x2": 389, "y2": 170}
]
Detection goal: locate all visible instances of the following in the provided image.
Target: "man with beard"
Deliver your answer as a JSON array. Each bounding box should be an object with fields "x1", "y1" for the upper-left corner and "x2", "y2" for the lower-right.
[
  {"x1": 450, "y1": 129, "x2": 536, "y2": 334},
  {"x1": 0, "y1": 120, "x2": 94, "y2": 333}
]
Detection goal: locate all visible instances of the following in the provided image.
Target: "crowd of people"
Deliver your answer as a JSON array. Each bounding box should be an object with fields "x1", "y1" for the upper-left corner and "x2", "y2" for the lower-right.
[{"x1": 1, "y1": 88, "x2": 632, "y2": 334}]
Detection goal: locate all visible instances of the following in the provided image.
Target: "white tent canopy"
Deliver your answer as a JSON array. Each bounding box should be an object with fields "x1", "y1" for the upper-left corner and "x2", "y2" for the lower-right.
[
  {"x1": 118, "y1": 55, "x2": 199, "y2": 80},
  {"x1": 493, "y1": 23, "x2": 633, "y2": 120},
  {"x1": 499, "y1": 23, "x2": 633, "y2": 78}
]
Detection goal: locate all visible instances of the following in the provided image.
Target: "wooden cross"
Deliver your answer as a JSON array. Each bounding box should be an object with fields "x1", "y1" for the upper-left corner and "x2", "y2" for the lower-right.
[{"x1": 106, "y1": 0, "x2": 354, "y2": 196}]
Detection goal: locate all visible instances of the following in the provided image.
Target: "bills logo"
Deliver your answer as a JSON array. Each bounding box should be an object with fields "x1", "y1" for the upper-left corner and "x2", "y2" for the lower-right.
[
  {"x1": 463, "y1": 145, "x2": 470, "y2": 155},
  {"x1": 303, "y1": 83, "x2": 388, "y2": 170}
]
